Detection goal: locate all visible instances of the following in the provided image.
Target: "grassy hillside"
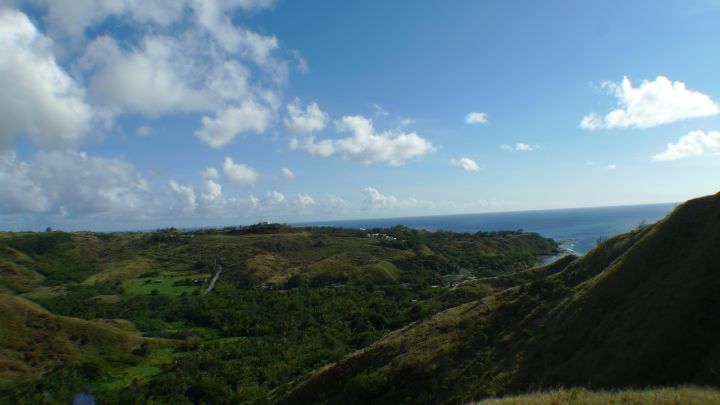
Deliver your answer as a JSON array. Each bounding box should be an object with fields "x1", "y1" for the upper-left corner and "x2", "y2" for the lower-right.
[
  {"x1": 275, "y1": 193, "x2": 720, "y2": 404},
  {"x1": 0, "y1": 292, "x2": 161, "y2": 390},
  {"x1": 0, "y1": 224, "x2": 555, "y2": 404},
  {"x1": 473, "y1": 386, "x2": 720, "y2": 405}
]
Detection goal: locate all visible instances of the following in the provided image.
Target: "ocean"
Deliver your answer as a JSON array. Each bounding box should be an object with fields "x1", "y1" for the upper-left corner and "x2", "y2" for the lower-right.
[{"x1": 295, "y1": 203, "x2": 677, "y2": 255}]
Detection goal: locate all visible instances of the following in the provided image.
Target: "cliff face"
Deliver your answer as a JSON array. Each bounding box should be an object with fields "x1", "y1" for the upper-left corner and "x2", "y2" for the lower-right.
[{"x1": 276, "y1": 193, "x2": 720, "y2": 405}]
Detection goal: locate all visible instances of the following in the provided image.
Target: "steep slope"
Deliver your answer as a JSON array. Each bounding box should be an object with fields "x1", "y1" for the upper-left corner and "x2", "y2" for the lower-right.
[
  {"x1": 275, "y1": 193, "x2": 720, "y2": 404},
  {"x1": 0, "y1": 293, "x2": 149, "y2": 383}
]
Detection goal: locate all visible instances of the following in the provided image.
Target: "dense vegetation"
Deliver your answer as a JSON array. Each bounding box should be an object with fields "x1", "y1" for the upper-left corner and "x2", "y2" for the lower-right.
[
  {"x1": 0, "y1": 224, "x2": 555, "y2": 404},
  {"x1": 277, "y1": 194, "x2": 720, "y2": 404}
]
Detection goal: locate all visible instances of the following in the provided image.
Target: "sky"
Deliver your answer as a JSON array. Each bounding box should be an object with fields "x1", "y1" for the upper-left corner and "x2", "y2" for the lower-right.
[{"x1": 1, "y1": 0, "x2": 720, "y2": 231}]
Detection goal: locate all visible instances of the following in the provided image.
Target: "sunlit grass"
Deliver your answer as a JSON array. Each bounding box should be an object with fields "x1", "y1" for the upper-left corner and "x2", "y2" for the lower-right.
[{"x1": 473, "y1": 386, "x2": 720, "y2": 405}]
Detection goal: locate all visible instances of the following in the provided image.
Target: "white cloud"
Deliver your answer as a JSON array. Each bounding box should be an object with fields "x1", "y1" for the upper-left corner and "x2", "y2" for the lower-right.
[
  {"x1": 222, "y1": 157, "x2": 258, "y2": 186},
  {"x1": 581, "y1": 76, "x2": 720, "y2": 130},
  {"x1": 585, "y1": 160, "x2": 595, "y2": 166},
  {"x1": 398, "y1": 117, "x2": 416, "y2": 128},
  {"x1": 281, "y1": 166, "x2": 295, "y2": 179},
  {"x1": 607, "y1": 164, "x2": 617, "y2": 170},
  {"x1": 324, "y1": 194, "x2": 348, "y2": 213},
  {"x1": 43, "y1": 0, "x2": 186, "y2": 41},
  {"x1": 653, "y1": 130, "x2": 720, "y2": 161},
  {"x1": 249, "y1": 194, "x2": 260, "y2": 208},
  {"x1": 290, "y1": 50, "x2": 308, "y2": 73},
  {"x1": 361, "y1": 187, "x2": 398, "y2": 209},
  {"x1": 84, "y1": 35, "x2": 217, "y2": 116},
  {"x1": 360, "y1": 187, "x2": 425, "y2": 210},
  {"x1": 136, "y1": 125, "x2": 154, "y2": 137},
  {"x1": 295, "y1": 116, "x2": 433, "y2": 165},
  {"x1": 195, "y1": 101, "x2": 272, "y2": 148},
  {"x1": 465, "y1": 112, "x2": 488, "y2": 124},
  {"x1": 41, "y1": 0, "x2": 274, "y2": 43},
  {"x1": 301, "y1": 136, "x2": 336, "y2": 157},
  {"x1": 501, "y1": 143, "x2": 536, "y2": 152},
  {"x1": 0, "y1": 9, "x2": 94, "y2": 147},
  {"x1": 200, "y1": 179, "x2": 223, "y2": 204},
  {"x1": 201, "y1": 167, "x2": 219, "y2": 180},
  {"x1": 294, "y1": 193, "x2": 314, "y2": 207},
  {"x1": 335, "y1": 116, "x2": 434, "y2": 164},
  {"x1": 450, "y1": 157, "x2": 480, "y2": 172},
  {"x1": 0, "y1": 150, "x2": 149, "y2": 216},
  {"x1": 190, "y1": 1, "x2": 279, "y2": 67},
  {"x1": 41, "y1": 2, "x2": 287, "y2": 149},
  {"x1": 169, "y1": 180, "x2": 197, "y2": 213},
  {"x1": 263, "y1": 190, "x2": 285, "y2": 206},
  {"x1": 284, "y1": 99, "x2": 328, "y2": 134},
  {"x1": 371, "y1": 103, "x2": 389, "y2": 117}
]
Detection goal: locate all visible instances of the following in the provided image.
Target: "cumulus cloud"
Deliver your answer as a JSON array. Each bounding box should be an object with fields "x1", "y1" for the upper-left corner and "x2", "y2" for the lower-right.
[
  {"x1": 169, "y1": 180, "x2": 197, "y2": 213},
  {"x1": 200, "y1": 179, "x2": 223, "y2": 204},
  {"x1": 653, "y1": 130, "x2": 720, "y2": 161},
  {"x1": 83, "y1": 35, "x2": 218, "y2": 116},
  {"x1": 281, "y1": 167, "x2": 295, "y2": 179},
  {"x1": 465, "y1": 112, "x2": 488, "y2": 124},
  {"x1": 19, "y1": 0, "x2": 288, "y2": 150},
  {"x1": 0, "y1": 9, "x2": 94, "y2": 147},
  {"x1": 283, "y1": 99, "x2": 328, "y2": 134},
  {"x1": 299, "y1": 137, "x2": 336, "y2": 158},
  {"x1": 450, "y1": 157, "x2": 480, "y2": 172},
  {"x1": 580, "y1": 76, "x2": 720, "y2": 130},
  {"x1": 195, "y1": 101, "x2": 272, "y2": 148},
  {"x1": 294, "y1": 193, "x2": 314, "y2": 207},
  {"x1": 295, "y1": 116, "x2": 433, "y2": 165},
  {"x1": 361, "y1": 187, "x2": 398, "y2": 209},
  {"x1": 360, "y1": 187, "x2": 425, "y2": 210},
  {"x1": 264, "y1": 190, "x2": 286, "y2": 206},
  {"x1": 190, "y1": 1, "x2": 279, "y2": 68},
  {"x1": 0, "y1": 150, "x2": 149, "y2": 216},
  {"x1": 335, "y1": 116, "x2": 434, "y2": 164},
  {"x1": 202, "y1": 167, "x2": 220, "y2": 180},
  {"x1": 40, "y1": 0, "x2": 274, "y2": 43},
  {"x1": 501, "y1": 143, "x2": 536, "y2": 152},
  {"x1": 222, "y1": 157, "x2": 258, "y2": 186}
]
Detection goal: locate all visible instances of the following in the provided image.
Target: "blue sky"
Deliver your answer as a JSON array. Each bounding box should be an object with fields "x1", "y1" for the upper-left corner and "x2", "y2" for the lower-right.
[{"x1": 2, "y1": 0, "x2": 720, "y2": 230}]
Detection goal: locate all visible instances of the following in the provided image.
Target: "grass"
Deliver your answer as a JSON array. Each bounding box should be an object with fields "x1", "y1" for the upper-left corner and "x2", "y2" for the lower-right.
[
  {"x1": 473, "y1": 386, "x2": 720, "y2": 405},
  {"x1": 0, "y1": 293, "x2": 147, "y2": 381},
  {"x1": 97, "y1": 347, "x2": 176, "y2": 391},
  {"x1": 121, "y1": 274, "x2": 205, "y2": 297},
  {"x1": 82, "y1": 255, "x2": 155, "y2": 285}
]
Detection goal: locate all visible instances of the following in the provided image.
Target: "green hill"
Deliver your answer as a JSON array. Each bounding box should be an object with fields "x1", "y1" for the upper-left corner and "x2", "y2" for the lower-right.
[
  {"x1": 0, "y1": 224, "x2": 555, "y2": 403},
  {"x1": 275, "y1": 193, "x2": 720, "y2": 404},
  {"x1": 0, "y1": 293, "x2": 149, "y2": 382}
]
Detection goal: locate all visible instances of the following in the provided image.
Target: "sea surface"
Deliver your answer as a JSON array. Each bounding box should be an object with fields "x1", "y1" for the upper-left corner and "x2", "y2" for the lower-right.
[{"x1": 296, "y1": 203, "x2": 677, "y2": 255}]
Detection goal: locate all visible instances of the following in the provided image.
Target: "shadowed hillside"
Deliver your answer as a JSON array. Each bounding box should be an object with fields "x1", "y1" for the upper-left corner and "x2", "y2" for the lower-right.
[{"x1": 275, "y1": 193, "x2": 720, "y2": 404}]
